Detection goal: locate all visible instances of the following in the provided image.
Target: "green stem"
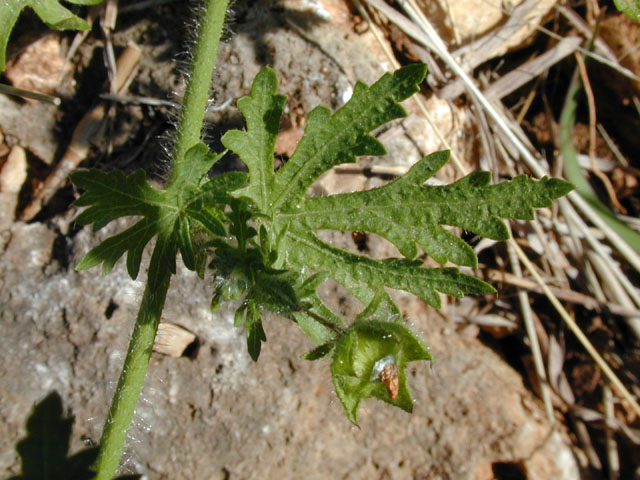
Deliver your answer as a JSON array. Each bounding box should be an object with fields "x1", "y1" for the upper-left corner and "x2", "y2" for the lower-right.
[
  {"x1": 94, "y1": 272, "x2": 171, "y2": 480},
  {"x1": 171, "y1": 0, "x2": 230, "y2": 167},
  {"x1": 93, "y1": 0, "x2": 230, "y2": 477}
]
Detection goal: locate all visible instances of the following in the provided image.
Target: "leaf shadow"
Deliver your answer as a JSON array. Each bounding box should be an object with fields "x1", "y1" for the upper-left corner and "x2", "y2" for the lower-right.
[{"x1": 6, "y1": 391, "x2": 139, "y2": 480}]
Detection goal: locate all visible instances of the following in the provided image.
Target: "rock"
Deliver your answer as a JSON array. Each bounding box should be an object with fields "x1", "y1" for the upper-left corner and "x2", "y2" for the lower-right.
[
  {"x1": 0, "y1": 95, "x2": 59, "y2": 165},
  {"x1": 4, "y1": 34, "x2": 70, "y2": 95},
  {"x1": 0, "y1": 219, "x2": 579, "y2": 479}
]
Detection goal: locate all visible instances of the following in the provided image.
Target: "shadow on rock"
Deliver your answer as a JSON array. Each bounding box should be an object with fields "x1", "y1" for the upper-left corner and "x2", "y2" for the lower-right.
[{"x1": 6, "y1": 391, "x2": 139, "y2": 480}]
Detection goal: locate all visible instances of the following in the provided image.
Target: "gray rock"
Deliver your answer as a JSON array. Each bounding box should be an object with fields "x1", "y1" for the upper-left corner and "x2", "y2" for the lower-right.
[{"x1": 0, "y1": 219, "x2": 578, "y2": 479}]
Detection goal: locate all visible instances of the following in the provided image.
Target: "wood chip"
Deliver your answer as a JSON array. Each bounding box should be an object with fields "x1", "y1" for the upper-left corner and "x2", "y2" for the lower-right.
[{"x1": 153, "y1": 322, "x2": 197, "y2": 357}]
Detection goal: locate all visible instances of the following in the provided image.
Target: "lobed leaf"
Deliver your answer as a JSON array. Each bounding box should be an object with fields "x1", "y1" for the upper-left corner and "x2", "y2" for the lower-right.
[
  {"x1": 218, "y1": 65, "x2": 572, "y2": 420},
  {"x1": 283, "y1": 224, "x2": 496, "y2": 310},
  {"x1": 72, "y1": 144, "x2": 244, "y2": 288},
  {"x1": 271, "y1": 64, "x2": 426, "y2": 209},
  {"x1": 221, "y1": 67, "x2": 287, "y2": 212},
  {"x1": 289, "y1": 150, "x2": 574, "y2": 266}
]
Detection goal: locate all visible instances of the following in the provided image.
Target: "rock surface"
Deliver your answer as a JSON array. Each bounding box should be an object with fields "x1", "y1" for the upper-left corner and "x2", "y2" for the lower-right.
[{"x1": 0, "y1": 218, "x2": 579, "y2": 479}]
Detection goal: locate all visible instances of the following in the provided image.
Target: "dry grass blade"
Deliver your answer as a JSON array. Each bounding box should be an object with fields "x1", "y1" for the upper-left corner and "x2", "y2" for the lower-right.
[
  {"x1": 562, "y1": 196, "x2": 640, "y2": 306},
  {"x1": 603, "y1": 383, "x2": 620, "y2": 480},
  {"x1": 486, "y1": 269, "x2": 640, "y2": 319},
  {"x1": 587, "y1": 251, "x2": 640, "y2": 339},
  {"x1": 507, "y1": 239, "x2": 555, "y2": 423},
  {"x1": 573, "y1": 405, "x2": 640, "y2": 444},
  {"x1": 512, "y1": 240, "x2": 640, "y2": 418},
  {"x1": 481, "y1": 36, "x2": 581, "y2": 101},
  {"x1": 101, "y1": 0, "x2": 118, "y2": 94},
  {"x1": 0, "y1": 83, "x2": 60, "y2": 105},
  {"x1": 597, "y1": 123, "x2": 628, "y2": 167},
  {"x1": 574, "y1": 414, "x2": 604, "y2": 470}
]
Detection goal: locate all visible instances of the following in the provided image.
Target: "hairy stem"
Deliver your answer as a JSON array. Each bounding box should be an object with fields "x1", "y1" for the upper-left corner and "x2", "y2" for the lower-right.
[
  {"x1": 94, "y1": 272, "x2": 171, "y2": 480},
  {"x1": 94, "y1": 0, "x2": 229, "y2": 477},
  {"x1": 171, "y1": 0, "x2": 230, "y2": 167}
]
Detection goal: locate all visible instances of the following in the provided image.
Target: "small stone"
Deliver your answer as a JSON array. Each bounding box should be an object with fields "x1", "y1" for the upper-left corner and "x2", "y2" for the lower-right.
[
  {"x1": 0, "y1": 145, "x2": 27, "y2": 230},
  {"x1": 1, "y1": 145, "x2": 27, "y2": 193}
]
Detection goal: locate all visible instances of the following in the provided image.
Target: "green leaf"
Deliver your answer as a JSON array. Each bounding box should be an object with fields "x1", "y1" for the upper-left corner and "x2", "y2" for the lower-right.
[
  {"x1": 614, "y1": 0, "x2": 640, "y2": 20},
  {"x1": 245, "y1": 302, "x2": 267, "y2": 361},
  {"x1": 283, "y1": 224, "x2": 496, "y2": 310},
  {"x1": 72, "y1": 144, "x2": 245, "y2": 288},
  {"x1": 0, "y1": 0, "x2": 103, "y2": 72},
  {"x1": 331, "y1": 321, "x2": 433, "y2": 424},
  {"x1": 221, "y1": 67, "x2": 287, "y2": 212},
  {"x1": 224, "y1": 63, "x2": 572, "y2": 345},
  {"x1": 293, "y1": 150, "x2": 574, "y2": 266},
  {"x1": 302, "y1": 341, "x2": 334, "y2": 361},
  {"x1": 218, "y1": 65, "x2": 572, "y2": 420}
]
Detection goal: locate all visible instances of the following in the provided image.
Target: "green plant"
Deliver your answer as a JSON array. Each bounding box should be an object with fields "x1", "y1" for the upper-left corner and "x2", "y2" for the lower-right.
[
  {"x1": 3, "y1": 0, "x2": 573, "y2": 477},
  {"x1": 74, "y1": 62, "x2": 571, "y2": 426}
]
